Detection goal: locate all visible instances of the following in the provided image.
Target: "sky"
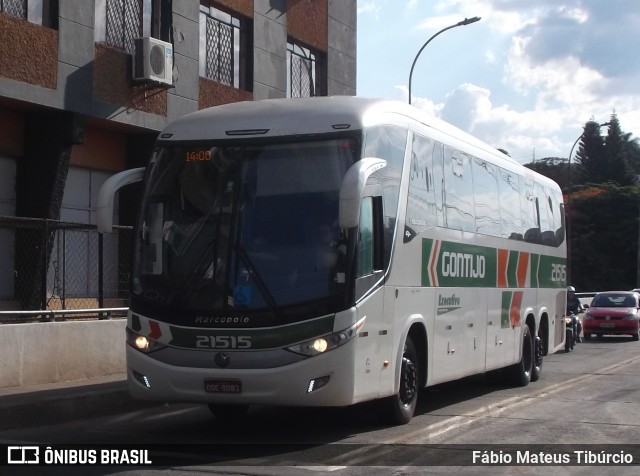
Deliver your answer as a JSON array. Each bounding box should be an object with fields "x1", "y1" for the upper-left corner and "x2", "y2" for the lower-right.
[{"x1": 356, "y1": 0, "x2": 640, "y2": 164}]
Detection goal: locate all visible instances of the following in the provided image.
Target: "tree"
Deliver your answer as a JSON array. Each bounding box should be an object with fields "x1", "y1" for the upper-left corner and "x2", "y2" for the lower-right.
[
  {"x1": 571, "y1": 115, "x2": 638, "y2": 186},
  {"x1": 569, "y1": 184, "x2": 640, "y2": 291},
  {"x1": 524, "y1": 158, "x2": 569, "y2": 191},
  {"x1": 574, "y1": 120, "x2": 607, "y2": 185},
  {"x1": 604, "y1": 113, "x2": 635, "y2": 186}
]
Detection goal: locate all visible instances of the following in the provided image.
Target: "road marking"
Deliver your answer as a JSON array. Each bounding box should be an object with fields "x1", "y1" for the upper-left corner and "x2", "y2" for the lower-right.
[{"x1": 385, "y1": 354, "x2": 640, "y2": 444}]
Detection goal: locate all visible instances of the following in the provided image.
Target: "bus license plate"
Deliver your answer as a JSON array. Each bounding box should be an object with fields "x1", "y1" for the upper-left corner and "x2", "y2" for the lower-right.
[{"x1": 204, "y1": 379, "x2": 242, "y2": 394}]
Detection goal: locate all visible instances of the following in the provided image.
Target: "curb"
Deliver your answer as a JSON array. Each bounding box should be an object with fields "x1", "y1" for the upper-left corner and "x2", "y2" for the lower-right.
[{"x1": 0, "y1": 377, "x2": 157, "y2": 431}]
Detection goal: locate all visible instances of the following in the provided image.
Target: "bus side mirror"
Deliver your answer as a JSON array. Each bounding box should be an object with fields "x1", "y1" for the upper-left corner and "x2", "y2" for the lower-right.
[
  {"x1": 339, "y1": 157, "x2": 386, "y2": 229},
  {"x1": 97, "y1": 167, "x2": 146, "y2": 233}
]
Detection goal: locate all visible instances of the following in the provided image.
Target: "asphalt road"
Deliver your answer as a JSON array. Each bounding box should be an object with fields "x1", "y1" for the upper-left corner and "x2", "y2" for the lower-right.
[{"x1": 1, "y1": 335, "x2": 639, "y2": 475}]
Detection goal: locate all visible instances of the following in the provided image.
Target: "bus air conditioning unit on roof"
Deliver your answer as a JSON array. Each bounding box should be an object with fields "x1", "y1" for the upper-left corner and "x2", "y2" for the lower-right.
[{"x1": 133, "y1": 37, "x2": 173, "y2": 85}]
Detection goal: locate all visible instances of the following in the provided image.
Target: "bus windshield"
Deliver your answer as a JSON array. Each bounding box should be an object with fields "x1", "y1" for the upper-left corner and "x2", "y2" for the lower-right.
[{"x1": 133, "y1": 138, "x2": 359, "y2": 320}]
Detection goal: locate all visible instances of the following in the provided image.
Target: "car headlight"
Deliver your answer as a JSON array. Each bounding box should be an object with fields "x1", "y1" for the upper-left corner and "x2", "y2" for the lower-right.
[
  {"x1": 286, "y1": 318, "x2": 364, "y2": 357},
  {"x1": 126, "y1": 327, "x2": 167, "y2": 353},
  {"x1": 583, "y1": 313, "x2": 593, "y2": 320},
  {"x1": 622, "y1": 314, "x2": 637, "y2": 320}
]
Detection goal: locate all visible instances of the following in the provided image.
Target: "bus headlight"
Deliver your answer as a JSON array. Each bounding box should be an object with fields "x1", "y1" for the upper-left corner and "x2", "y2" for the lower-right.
[
  {"x1": 286, "y1": 319, "x2": 363, "y2": 357},
  {"x1": 126, "y1": 327, "x2": 166, "y2": 353}
]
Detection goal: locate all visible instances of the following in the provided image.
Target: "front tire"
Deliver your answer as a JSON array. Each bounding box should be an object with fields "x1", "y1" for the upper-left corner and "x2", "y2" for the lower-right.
[
  {"x1": 380, "y1": 336, "x2": 419, "y2": 425},
  {"x1": 565, "y1": 328, "x2": 573, "y2": 353},
  {"x1": 508, "y1": 324, "x2": 534, "y2": 386}
]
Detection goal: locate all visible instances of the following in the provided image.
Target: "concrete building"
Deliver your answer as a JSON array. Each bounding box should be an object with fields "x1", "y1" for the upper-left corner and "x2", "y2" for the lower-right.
[{"x1": 0, "y1": 0, "x2": 357, "y2": 312}]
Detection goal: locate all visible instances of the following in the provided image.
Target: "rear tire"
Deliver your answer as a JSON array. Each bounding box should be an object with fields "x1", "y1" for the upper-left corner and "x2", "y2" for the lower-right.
[
  {"x1": 585, "y1": 333, "x2": 592, "y2": 341},
  {"x1": 508, "y1": 325, "x2": 534, "y2": 386},
  {"x1": 380, "y1": 336, "x2": 419, "y2": 425},
  {"x1": 531, "y1": 334, "x2": 542, "y2": 382},
  {"x1": 632, "y1": 331, "x2": 639, "y2": 341},
  {"x1": 565, "y1": 328, "x2": 573, "y2": 353}
]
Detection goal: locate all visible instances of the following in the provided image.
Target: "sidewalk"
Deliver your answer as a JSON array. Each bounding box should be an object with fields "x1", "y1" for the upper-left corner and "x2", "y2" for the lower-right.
[{"x1": 0, "y1": 374, "x2": 156, "y2": 431}]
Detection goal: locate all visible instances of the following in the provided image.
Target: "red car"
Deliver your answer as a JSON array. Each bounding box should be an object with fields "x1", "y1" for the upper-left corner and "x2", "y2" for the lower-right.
[{"x1": 583, "y1": 291, "x2": 640, "y2": 341}]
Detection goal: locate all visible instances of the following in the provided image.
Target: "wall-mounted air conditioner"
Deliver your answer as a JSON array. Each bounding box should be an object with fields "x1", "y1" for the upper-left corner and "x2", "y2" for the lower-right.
[{"x1": 133, "y1": 37, "x2": 173, "y2": 86}]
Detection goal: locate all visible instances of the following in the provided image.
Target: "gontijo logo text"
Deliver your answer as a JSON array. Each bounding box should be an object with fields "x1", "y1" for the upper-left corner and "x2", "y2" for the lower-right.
[{"x1": 421, "y1": 238, "x2": 566, "y2": 289}]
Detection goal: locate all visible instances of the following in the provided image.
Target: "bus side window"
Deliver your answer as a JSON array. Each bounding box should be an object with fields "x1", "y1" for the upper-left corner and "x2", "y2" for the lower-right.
[
  {"x1": 521, "y1": 179, "x2": 540, "y2": 244},
  {"x1": 443, "y1": 146, "x2": 476, "y2": 232}
]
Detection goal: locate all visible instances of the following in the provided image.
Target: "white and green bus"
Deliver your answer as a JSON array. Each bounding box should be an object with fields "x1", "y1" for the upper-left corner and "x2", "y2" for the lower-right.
[{"x1": 98, "y1": 97, "x2": 567, "y2": 424}]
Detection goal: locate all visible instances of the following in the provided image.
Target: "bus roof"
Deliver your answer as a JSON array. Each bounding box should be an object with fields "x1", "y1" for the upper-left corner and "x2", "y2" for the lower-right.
[
  {"x1": 160, "y1": 96, "x2": 382, "y2": 140},
  {"x1": 158, "y1": 96, "x2": 553, "y2": 187}
]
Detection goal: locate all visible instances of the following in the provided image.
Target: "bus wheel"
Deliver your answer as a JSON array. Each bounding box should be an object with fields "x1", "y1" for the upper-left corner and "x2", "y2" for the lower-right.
[
  {"x1": 531, "y1": 334, "x2": 542, "y2": 382},
  {"x1": 508, "y1": 324, "x2": 533, "y2": 387},
  {"x1": 207, "y1": 404, "x2": 249, "y2": 421},
  {"x1": 381, "y1": 336, "x2": 419, "y2": 425}
]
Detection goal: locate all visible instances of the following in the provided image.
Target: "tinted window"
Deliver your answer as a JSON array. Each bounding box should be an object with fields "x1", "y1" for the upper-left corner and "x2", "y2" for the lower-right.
[
  {"x1": 364, "y1": 125, "x2": 408, "y2": 265},
  {"x1": 443, "y1": 146, "x2": 476, "y2": 232},
  {"x1": 472, "y1": 157, "x2": 501, "y2": 236},
  {"x1": 498, "y1": 169, "x2": 523, "y2": 240},
  {"x1": 406, "y1": 134, "x2": 438, "y2": 233}
]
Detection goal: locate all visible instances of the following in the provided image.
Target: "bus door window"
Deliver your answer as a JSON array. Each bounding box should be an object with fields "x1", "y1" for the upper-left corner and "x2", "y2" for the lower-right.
[
  {"x1": 363, "y1": 125, "x2": 408, "y2": 268},
  {"x1": 355, "y1": 196, "x2": 384, "y2": 300}
]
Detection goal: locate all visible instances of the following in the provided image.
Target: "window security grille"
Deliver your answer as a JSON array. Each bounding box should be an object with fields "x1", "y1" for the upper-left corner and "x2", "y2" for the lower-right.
[
  {"x1": 105, "y1": 0, "x2": 142, "y2": 55},
  {"x1": 0, "y1": 0, "x2": 27, "y2": 19},
  {"x1": 288, "y1": 43, "x2": 316, "y2": 98},
  {"x1": 205, "y1": 15, "x2": 234, "y2": 86}
]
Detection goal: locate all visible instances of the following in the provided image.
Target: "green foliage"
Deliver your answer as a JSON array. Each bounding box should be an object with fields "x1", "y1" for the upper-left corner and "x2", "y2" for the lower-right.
[
  {"x1": 524, "y1": 158, "x2": 569, "y2": 190},
  {"x1": 569, "y1": 184, "x2": 640, "y2": 291},
  {"x1": 523, "y1": 115, "x2": 640, "y2": 291}
]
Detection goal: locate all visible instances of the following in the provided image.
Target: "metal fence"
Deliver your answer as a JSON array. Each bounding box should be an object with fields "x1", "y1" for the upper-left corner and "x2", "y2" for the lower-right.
[{"x1": 0, "y1": 216, "x2": 132, "y2": 322}]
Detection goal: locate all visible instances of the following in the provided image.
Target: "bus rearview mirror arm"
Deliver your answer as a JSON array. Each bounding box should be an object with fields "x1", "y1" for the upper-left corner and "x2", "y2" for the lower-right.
[
  {"x1": 97, "y1": 167, "x2": 146, "y2": 233},
  {"x1": 339, "y1": 158, "x2": 387, "y2": 229}
]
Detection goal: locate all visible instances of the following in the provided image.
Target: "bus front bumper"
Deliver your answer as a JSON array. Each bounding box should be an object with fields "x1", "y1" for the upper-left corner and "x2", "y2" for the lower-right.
[{"x1": 126, "y1": 343, "x2": 358, "y2": 407}]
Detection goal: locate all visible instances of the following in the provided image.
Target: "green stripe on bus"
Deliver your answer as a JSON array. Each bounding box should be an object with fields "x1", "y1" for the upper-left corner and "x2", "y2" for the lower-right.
[
  {"x1": 530, "y1": 254, "x2": 540, "y2": 288},
  {"x1": 422, "y1": 238, "x2": 436, "y2": 287},
  {"x1": 507, "y1": 250, "x2": 519, "y2": 288},
  {"x1": 422, "y1": 238, "x2": 566, "y2": 289},
  {"x1": 501, "y1": 291, "x2": 512, "y2": 328}
]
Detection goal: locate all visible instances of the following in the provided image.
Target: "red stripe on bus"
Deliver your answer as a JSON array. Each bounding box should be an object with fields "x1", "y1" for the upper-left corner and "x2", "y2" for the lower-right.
[
  {"x1": 510, "y1": 291, "x2": 523, "y2": 327},
  {"x1": 517, "y1": 252, "x2": 529, "y2": 288},
  {"x1": 497, "y1": 249, "x2": 509, "y2": 288}
]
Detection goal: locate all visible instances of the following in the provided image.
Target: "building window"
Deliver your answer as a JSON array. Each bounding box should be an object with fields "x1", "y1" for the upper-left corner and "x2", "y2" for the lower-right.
[
  {"x1": 287, "y1": 41, "x2": 324, "y2": 98},
  {"x1": 96, "y1": 0, "x2": 170, "y2": 54},
  {"x1": 199, "y1": 3, "x2": 251, "y2": 90}
]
